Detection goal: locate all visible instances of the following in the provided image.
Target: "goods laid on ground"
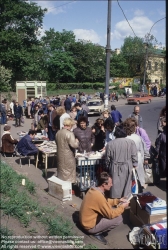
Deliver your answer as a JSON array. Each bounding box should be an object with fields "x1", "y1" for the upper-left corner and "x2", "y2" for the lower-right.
[{"x1": 129, "y1": 191, "x2": 167, "y2": 249}]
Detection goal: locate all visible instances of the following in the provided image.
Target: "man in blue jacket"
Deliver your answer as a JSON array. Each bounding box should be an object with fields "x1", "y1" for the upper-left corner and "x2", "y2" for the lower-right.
[
  {"x1": 14, "y1": 102, "x2": 23, "y2": 127},
  {"x1": 110, "y1": 105, "x2": 122, "y2": 125},
  {"x1": 16, "y1": 130, "x2": 38, "y2": 156},
  {"x1": 64, "y1": 95, "x2": 72, "y2": 113}
]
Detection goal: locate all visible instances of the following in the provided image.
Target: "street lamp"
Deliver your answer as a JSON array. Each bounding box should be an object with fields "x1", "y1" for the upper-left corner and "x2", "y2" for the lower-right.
[
  {"x1": 104, "y1": 0, "x2": 111, "y2": 109},
  {"x1": 142, "y1": 42, "x2": 148, "y2": 93}
]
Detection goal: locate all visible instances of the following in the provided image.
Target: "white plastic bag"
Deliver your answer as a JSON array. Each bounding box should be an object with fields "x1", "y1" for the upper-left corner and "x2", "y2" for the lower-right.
[
  {"x1": 131, "y1": 168, "x2": 139, "y2": 194},
  {"x1": 129, "y1": 227, "x2": 141, "y2": 245}
]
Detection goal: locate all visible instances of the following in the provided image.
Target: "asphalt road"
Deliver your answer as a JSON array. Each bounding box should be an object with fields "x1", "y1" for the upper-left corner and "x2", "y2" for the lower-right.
[{"x1": 88, "y1": 98, "x2": 166, "y2": 144}]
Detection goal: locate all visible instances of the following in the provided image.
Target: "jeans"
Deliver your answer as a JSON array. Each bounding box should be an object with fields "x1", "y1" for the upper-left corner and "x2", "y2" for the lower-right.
[
  {"x1": 48, "y1": 126, "x2": 56, "y2": 141},
  {"x1": 1, "y1": 113, "x2": 7, "y2": 124}
]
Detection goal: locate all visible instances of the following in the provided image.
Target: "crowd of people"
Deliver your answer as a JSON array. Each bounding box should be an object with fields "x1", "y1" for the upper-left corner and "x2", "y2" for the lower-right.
[{"x1": 0, "y1": 92, "x2": 166, "y2": 245}]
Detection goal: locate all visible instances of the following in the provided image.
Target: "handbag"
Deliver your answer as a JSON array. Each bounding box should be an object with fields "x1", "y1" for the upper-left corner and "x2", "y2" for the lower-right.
[
  {"x1": 131, "y1": 168, "x2": 139, "y2": 194},
  {"x1": 21, "y1": 116, "x2": 25, "y2": 124},
  {"x1": 144, "y1": 164, "x2": 153, "y2": 184}
]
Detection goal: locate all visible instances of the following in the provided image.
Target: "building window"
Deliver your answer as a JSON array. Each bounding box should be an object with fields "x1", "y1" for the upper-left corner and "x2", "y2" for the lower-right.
[
  {"x1": 160, "y1": 79, "x2": 162, "y2": 85},
  {"x1": 161, "y1": 62, "x2": 164, "y2": 72},
  {"x1": 155, "y1": 62, "x2": 158, "y2": 71},
  {"x1": 148, "y1": 61, "x2": 151, "y2": 70}
]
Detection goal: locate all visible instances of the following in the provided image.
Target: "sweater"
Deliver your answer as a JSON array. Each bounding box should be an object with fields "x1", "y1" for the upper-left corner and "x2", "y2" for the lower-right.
[
  {"x1": 136, "y1": 127, "x2": 151, "y2": 151},
  {"x1": 79, "y1": 188, "x2": 124, "y2": 230}
]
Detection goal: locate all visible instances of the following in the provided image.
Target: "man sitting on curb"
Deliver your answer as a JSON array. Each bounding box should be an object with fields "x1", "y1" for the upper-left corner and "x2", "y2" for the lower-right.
[{"x1": 79, "y1": 172, "x2": 129, "y2": 245}]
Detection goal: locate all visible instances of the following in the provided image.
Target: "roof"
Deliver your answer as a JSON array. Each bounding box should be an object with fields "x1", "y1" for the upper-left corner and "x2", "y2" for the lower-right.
[{"x1": 150, "y1": 48, "x2": 166, "y2": 57}]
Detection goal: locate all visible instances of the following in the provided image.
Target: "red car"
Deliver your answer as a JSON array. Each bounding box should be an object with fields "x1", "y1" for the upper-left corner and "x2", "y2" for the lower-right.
[{"x1": 127, "y1": 93, "x2": 152, "y2": 105}]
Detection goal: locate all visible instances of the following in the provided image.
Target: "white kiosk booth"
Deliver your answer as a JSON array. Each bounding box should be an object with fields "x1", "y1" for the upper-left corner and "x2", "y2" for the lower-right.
[{"x1": 16, "y1": 81, "x2": 46, "y2": 104}]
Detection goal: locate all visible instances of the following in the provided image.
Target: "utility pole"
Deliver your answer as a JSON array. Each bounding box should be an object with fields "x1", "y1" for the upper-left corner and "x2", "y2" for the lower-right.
[{"x1": 104, "y1": 0, "x2": 111, "y2": 109}]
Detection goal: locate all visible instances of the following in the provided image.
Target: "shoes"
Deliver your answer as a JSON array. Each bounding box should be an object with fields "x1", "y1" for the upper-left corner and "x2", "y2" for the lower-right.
[{"x1": 89, "y1": 233, "x2": 107, "y2": 245}]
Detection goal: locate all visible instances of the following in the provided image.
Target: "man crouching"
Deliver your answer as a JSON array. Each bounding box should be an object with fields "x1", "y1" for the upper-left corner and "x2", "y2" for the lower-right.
[{"x1": 79, "y1": 172, "x2": 129, "y2": 245}]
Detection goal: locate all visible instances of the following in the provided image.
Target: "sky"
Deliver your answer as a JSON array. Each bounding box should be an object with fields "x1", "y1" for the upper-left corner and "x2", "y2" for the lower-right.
[{"x1": 29, "y1": 0, "x2": 166, "y2": 50}]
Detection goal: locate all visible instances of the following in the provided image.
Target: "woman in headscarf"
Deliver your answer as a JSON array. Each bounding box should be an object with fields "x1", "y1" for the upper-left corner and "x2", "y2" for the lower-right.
[
  {"x1": 105, "y1": 124, "x2": 138, "y2": 198},
  {"x1": 123, "y1": 118, "x2": 150, "y2": 191}
]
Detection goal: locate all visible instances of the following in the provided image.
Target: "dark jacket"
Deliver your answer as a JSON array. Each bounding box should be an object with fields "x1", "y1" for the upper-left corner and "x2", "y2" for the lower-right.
[
  {"x1": 155, "y1": 128, "x2": 166, "y2": 175},
  {"x1": 92, "y1": 127, "x2": 106, "y2": 151},
  {"x1": 37, "y1": 116, "x2": 48, "y2": 130},
  {"x1": 14, "y1": 105, "x2": 23, "y2": 118},
  {"x1": 16, "y1": 134, "x2": 38, "y2": 156},
  {"x1": 47, "y1": 109, "x2": 57, "y2": 130},
  {"x1": 73, "y1": 127, "x2": 95, "y2": 153},
  {"x1": 64, "y1": 98, "x2": 71, "y2": 110},
  {"x1": 1, "y1": 133, "x2": 18, "y2": 153},
  {"x1": 76, "y1": 109, "x2": 88, "y2": 121}
]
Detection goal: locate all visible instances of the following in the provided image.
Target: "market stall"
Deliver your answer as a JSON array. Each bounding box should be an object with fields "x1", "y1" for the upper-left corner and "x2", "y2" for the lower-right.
[
  {"x1": 35, "y1": 141, "x2": 57, "y2": 177},
  {"x1": 75, "y1": 151, "x2": 106, "y2": 198},
  {"x1": 129, "y1": 192, "x2": 167, "y2": 249}
]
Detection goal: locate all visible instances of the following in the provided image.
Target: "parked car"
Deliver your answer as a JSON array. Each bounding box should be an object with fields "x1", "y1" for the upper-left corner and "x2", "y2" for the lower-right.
[
  {"x1": 87, "y1": 98, "x2": 104, "y2": 115},
  {"x1": 127, "y1": 93, "x2": 152, "y2": 105}
]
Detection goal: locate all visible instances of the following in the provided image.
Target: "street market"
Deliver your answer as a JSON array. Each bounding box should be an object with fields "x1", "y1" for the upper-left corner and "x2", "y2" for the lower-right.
[{"x1": 0, "y1": 93, "x2": 166, "y2": 249}]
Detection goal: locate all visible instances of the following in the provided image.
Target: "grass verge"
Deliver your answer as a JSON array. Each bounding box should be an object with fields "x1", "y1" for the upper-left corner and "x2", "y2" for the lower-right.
[{"x1": 0, "y1": 161, "x2": 97, "y2": 249}]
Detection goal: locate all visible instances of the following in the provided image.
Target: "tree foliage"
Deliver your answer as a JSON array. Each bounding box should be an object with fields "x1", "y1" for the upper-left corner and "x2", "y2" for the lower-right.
[
  {"x1": 110, "y1": 53, "x2": 129, "y2": 77},
  {"x1": 0, "y1": 64, "x2": 12, "y2": 91},
  {"x1": 0, "y1": 0, "x2": 47, "y2": 87},
  {"x1": 121, "y1": 34, "x2": 159, "y2": 80},
  {"x1": 0, "y1": 0, "x2": 163, "y2": 91}
]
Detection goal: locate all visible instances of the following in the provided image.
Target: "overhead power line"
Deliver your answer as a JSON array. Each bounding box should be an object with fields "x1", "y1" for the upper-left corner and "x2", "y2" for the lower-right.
[
  {"x1": 48, "y1": 0, "x2": 77, "y2": 11},
  {"x1": 117, "y1": 0, "x2": 137, "y2": 37},
  {"x1": 30, "y1": 0, "x2": 77, "y2": 11},
  {"x1": 149, "y1": 17, "x2": 166, "y2": 34}
]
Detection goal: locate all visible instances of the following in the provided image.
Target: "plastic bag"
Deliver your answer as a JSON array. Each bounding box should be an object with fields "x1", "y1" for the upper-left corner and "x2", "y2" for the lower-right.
[
  {"x1": 144, "y1": 164, "x2": 153, "y2": 184},
  {"x1": 129, "y1": 227, "x2": 142, "y2": 245},
  {"x1": 21, "y1": 116, "x2": 25, "y2": 124},
  {"x1": 132, "y1": 168, "x2": 139, "y2": 194}
]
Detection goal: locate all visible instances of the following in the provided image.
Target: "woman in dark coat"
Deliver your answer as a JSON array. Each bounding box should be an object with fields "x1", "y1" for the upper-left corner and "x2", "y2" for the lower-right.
[
  {"x1": 155, "y1": 117, "x2": 166, "y2": 178},
  {"x1": 92, "y1": 118, "x2": 106, "y2": 151},
  {"x1": 73, "y1": 116, "x2": 95, "y2": 153}
]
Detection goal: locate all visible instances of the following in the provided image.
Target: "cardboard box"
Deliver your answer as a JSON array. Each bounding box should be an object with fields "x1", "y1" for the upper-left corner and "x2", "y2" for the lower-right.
[
  {"x1": 47, "y1": 176, "x2": 72, "y2": 201},
  {"x1": 130, "y1": 197, "x2": 137, "y2": 214},
  {"x1": 130, "y1": 196, "x2": 166, "y2": 224},
  {"x1": 130, "y1": 209, "x2": 144, "y2": 227}
]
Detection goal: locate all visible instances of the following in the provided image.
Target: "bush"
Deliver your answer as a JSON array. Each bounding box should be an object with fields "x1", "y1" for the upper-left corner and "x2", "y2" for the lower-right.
[{"x1": 46, "y1": 82, "x2": 106, "y2": 91}]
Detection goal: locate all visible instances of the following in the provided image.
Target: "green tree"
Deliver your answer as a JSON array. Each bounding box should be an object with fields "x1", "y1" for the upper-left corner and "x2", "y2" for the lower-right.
[
  {"x1": 0, "y1": 64, "x2": 12, "y2": 91},
  {"x1": 69, "y1": 40, "x2": 106, "y2": 83},
  {"x1": 0, "y1": 0, "x2": 47, "y2": 88},
  {"x1": 110, "y1": 53, "x2": 129, "y2": 77},
  {"x1": 121, "y1": 34, "x2": 158, "y2": 80},
  {"x1": 41, "y1": 29, "x2": 76, "y2": 83}
]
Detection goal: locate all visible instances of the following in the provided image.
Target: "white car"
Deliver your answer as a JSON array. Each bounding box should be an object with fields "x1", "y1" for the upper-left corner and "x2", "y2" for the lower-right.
[{"x1": 87, "y1": 98, "x2": 105, "y2": 116}]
